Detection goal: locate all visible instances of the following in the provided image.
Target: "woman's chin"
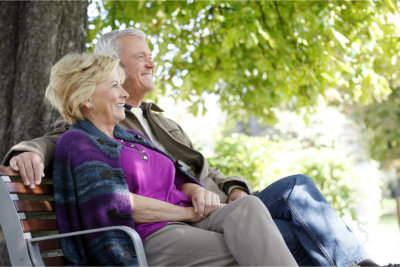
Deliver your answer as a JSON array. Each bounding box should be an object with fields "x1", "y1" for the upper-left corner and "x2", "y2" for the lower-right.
[{"x1": 115, "y1": 114, "x2": 125, "y2": 124}]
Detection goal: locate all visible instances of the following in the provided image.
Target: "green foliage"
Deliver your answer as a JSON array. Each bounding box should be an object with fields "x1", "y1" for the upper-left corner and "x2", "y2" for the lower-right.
[
  {"x1": 88, "y1": 0, "x2": 399, "y2": 123},
  {"x1": 86, "y1": 0, "x2": 398, "y2": 211},
  {"x1": 297, "y1": 148, "x2": 359, "y2": 220},
  {"x1": 353, "y1": 86, "x2": 400, "y2": 168},
  {"x1": 206, "y1": 133, "x2": 365, "y2": 220}
]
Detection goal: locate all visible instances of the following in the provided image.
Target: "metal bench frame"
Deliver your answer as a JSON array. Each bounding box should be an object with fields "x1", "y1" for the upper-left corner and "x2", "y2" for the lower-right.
[{"x1": 0, "y1": 166, "x2": 147, "y2": 266}]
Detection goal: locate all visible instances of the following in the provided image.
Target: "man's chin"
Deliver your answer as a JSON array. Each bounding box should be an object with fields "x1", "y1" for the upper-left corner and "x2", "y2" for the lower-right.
[{"x1": 146, "y1": 86, "x2": 155, "y2": 93}]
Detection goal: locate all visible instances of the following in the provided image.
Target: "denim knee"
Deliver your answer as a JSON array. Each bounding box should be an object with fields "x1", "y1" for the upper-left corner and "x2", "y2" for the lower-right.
[{"x1": 287, "y1": 174, "x2": 314, "y2": 186}]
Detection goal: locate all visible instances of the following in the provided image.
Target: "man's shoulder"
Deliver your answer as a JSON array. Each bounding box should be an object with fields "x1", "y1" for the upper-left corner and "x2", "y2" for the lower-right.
[
  {"x1": 123, "y1": 102, "x2": 182, "y2": 130},
  {"x1": 145, "y1": 102, "x2": 181, "y2": 126}
]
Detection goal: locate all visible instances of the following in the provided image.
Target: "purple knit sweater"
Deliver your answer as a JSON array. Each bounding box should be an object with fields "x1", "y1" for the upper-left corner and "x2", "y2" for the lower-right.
[
  {"x1": 53, "y1": 119, "x2": 201, "y2": 265},
  {"x1": 116, "y1": 139, "x2": 193, "y2": 241}
]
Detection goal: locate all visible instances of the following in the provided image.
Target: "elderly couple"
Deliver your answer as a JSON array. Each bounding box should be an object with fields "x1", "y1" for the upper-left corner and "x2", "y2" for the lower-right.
[{"x1": 2, "y1": 28, "x2": 377, "y2": 266}]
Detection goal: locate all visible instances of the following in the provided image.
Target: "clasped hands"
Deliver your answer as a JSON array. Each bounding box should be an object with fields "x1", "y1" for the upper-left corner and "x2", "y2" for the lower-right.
[
  {"x1": 188, "y1": 187, "x2": 249, "y2": 223},
  {"x1": 190, "y1": 187, "x2": 224, "y2": 222}
]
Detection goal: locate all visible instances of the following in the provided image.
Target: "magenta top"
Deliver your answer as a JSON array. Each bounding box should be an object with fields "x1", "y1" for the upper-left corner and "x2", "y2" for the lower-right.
[{"x1": 115, "y1": 139, "x2": 193, "y2": 241}]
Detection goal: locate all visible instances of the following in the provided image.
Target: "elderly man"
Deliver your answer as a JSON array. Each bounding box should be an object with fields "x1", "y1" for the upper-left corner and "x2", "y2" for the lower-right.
[{"x1": 2, "y1": 28, "x2": 376, "y2": 267}]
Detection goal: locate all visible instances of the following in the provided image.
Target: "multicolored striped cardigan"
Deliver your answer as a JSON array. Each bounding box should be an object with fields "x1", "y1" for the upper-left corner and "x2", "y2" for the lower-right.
[{"x1": 53, "y1": 119, "x2": 199, "y2": 265}]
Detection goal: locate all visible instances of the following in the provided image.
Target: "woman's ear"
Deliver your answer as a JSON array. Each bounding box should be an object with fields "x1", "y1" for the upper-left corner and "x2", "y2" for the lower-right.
[{"x1": 81, "y1": 100, "x2": 93, "y2": 111}]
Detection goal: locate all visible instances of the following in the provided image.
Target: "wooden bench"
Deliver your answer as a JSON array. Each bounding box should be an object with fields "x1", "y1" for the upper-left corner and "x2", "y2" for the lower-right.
[{"x1": 0, "y1": 165, "x2": 147, "y2": 266}]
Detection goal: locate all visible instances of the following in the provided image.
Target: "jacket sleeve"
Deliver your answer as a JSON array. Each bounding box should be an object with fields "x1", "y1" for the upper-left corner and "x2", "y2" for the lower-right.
[
  {"x1": 1, "y1": 119, "x2": 69, "y2": 168},
  {"x1": 162, "y1": 116, "x2": 252, "y2": 197}
]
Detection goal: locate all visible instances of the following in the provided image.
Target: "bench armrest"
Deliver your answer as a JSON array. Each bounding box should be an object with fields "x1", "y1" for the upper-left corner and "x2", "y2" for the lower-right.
[{"x1": 27, "y1": 225, "x2": 147, "y2": 266}]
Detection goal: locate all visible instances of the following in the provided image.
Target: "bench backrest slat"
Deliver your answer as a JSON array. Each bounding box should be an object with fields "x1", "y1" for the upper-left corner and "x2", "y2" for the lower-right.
[
  {"x1": 21, "y1": 219, "x2": 58, "y2": 232},
  {"x1": 6, "y1": 182, "x2": 53, "y2": 195},
  {"x1": 14, "y1": 200, "x2": 55, "y2": 212}
]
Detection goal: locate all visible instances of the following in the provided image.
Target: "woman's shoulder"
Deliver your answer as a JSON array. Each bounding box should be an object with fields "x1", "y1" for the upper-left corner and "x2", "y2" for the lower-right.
[
  {"x1": 55, "y1": 129, "x2": 97, "y2": 157},
  {"x1": 57, "y1": 129, "x2": 91, "y2": 145},
  {"x1": 54, "y1": 129, "x2": 103, "y2": 164}
]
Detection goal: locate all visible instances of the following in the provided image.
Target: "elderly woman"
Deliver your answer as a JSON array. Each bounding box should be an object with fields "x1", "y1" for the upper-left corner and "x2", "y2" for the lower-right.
[{"x1": 45, "y1": 53, "x2": 297, "y2": 266}]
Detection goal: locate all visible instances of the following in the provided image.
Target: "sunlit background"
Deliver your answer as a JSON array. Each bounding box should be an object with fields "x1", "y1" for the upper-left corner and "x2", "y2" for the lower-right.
[{"x1": 90, "y1": 1, "x2": 400, "y2": 264}]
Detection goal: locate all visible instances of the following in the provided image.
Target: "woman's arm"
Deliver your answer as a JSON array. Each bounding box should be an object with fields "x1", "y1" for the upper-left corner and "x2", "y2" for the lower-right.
[
  {"x1": 181, "y1": 183, "x2": 223, "y2": 218},
  {"x1": 129, "y1": 193, "x2": 202, "y2": 223}
]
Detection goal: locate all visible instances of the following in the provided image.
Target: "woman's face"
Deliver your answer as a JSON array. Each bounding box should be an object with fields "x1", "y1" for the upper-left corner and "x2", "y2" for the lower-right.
[{"x1": 86, "y1": 69, "x2": 129, "y2": 127}]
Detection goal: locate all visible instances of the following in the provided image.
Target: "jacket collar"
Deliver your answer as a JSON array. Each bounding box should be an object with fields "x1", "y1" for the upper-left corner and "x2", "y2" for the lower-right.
[
  {"x1": 124, "y1": 101, "x2": 164, "y2": 114},
  {"x1": 72, "y1": 118, "x2": 199, "y2": 184},
  {"x1": 71, "y1": 118, "x2": 153, "y2": 148}
]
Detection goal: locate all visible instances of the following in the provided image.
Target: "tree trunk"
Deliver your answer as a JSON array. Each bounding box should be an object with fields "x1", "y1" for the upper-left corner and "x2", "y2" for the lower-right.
[
  {"x1": 396, "y1": 178, "x2": 400, "y2": 230},
  {"x1": 0, "y1": 1, "x2": 88, "y2": 265}
]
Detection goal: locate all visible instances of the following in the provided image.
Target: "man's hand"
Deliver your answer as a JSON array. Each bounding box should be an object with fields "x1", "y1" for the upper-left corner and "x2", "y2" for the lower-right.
[
  {"x1": 9, "y1": 152, "x2": 44, "y2": 189},
  {"x1": 228, "y1": 188, "x2": 249, "y2": 203}
]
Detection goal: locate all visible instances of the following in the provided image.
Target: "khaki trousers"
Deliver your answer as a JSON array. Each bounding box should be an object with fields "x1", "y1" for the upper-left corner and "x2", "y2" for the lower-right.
[{"x1": 144, "y1": 196, "x2": 297, "y2": 266}]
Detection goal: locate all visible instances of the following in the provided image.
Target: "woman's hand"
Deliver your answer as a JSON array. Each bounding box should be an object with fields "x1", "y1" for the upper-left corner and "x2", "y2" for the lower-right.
[
  {"x1": 181, "y1": 183, "x2": 223, "y2": 219},
  {"x1": 186, "y1": 207, "x2": 204, "y2": 223}
]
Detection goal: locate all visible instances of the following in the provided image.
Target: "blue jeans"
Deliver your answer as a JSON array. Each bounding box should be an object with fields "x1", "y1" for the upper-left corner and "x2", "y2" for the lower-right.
[{"x1": 256, "y1": 174, "x2": 368, "y2": 267}]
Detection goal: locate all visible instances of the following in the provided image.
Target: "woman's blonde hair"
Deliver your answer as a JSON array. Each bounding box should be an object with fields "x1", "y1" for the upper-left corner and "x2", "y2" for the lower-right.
[{"x1": 45, "y1": 53, "x2": 125, "y2": 125}]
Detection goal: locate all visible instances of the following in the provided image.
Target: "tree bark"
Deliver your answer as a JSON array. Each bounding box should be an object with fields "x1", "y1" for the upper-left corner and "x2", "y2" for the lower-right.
[
  {"x1": 0, "y1": 1, "x2": 88, "y2": 265},
  {"x1": 396, "y1": 178, "x2": 400, "y2": 230}
]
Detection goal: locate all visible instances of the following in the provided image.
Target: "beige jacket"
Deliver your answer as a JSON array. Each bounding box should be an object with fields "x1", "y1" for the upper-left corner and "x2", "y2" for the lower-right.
[{"x1": 2, "y1": 102, "x2": 251, "y2": 203}]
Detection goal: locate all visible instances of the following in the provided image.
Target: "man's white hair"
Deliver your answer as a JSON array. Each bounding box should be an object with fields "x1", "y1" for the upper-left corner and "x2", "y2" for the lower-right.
[{"x1": 94, "y1": 28, "x2": 146, "y2": 58}]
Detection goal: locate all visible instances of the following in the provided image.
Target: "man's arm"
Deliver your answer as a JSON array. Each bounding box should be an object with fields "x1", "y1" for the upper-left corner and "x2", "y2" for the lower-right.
[
  {"x1": 228, "y1": 187, "x2": 249, "y2": 202},
  {"x1": 2, "y1": 119, "x2": 69, "y2": 188},
  {"x1": 126, "y1": 104, "x2": 253, "y2": 202},
  {"x1": 156, "y1": 114, "x2": 253, "y2": 200},
  {"x1": 203, "y1": 164, "x2": 252, "y2": 203}
]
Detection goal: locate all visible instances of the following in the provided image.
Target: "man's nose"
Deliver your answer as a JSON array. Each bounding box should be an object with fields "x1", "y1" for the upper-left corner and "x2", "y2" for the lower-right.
[{"x1": 146, "y1": 58, "x2": 154, "y2": 68}]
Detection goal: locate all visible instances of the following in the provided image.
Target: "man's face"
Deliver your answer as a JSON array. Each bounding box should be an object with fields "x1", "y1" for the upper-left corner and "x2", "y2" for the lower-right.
[{"x1": 115, "y1": 35, "x2": 155, "y2": 96}]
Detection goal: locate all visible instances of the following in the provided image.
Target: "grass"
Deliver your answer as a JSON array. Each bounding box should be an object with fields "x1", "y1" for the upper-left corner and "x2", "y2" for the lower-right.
[
  {"x1": 382, "y1": 198, "x2": 397, "y2": 210},
  {"x1": 367, "y1": 211, "x2": 400, "y2": 265},
  {"x1": 379, "y1": 213, "x2": 399, "y2": 228}
]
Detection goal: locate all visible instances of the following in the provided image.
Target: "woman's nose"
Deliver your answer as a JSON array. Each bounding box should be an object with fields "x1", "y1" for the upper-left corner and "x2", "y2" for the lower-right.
[{"x1": 120, "y1": 85, "x2": 129, "y2": 98}]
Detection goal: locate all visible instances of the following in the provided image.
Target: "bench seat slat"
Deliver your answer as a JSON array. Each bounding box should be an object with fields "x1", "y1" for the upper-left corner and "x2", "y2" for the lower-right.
[
  {"x1": 38, "y1": 239, "x2": 61, "y2": 251},
  {"x1": 21, "y1": 219, "x2": 58, "y2": 232},
  {"x1": 14, "y1": 200, "x2": 55, "y2": 212},
  {"x1": 6, "y1": 182, "x2": 53, "y2": 194},
  {"x1": 42, "y1": 256, "x2": 65, "y2": 266}
]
